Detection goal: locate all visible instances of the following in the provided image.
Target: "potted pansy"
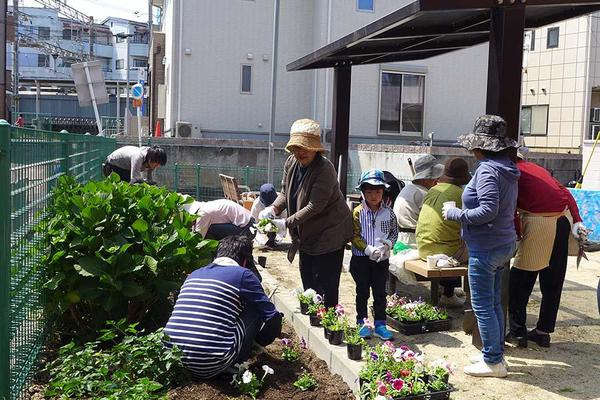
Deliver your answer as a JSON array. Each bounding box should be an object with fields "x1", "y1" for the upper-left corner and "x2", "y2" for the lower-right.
[
  {"x1": 426, "y1": 358, "x2": 454, "y2": 386},
  {"x1": 320, "y1": 304, "x2": 345, "y2": 345},
  {"x1": 385, "y1": 294, "x2": 451, "y2": 335},
  {"x1": 257, "y1": 218, "x2": 279, "y2": 247},
  {"x1": 293, "y1": 288, "x2": 318, "y2": 315},
  {"x1": 344, "y1": 318, "x2": 370, "y2": 360},
  {"x1": 307, "y1": 297, "x2": 323, "y2": 326}
]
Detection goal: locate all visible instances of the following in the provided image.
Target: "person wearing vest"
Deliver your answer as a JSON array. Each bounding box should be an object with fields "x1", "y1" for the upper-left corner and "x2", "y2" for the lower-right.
[
  {"x1": 259, "y1": 118, "x2": 353, "y2": 308},
  {"x1": 507, "y1": 148, "x2": 587, "y2": 348}
]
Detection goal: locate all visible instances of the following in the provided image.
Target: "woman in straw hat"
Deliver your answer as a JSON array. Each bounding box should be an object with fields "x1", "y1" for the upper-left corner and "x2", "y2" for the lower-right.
[
  {"x1": 259, "y1": 118, "x2": 353, "y2": 308},
  {"x1": 442, "y1": 115, "x2": 520, "y2": 378}
]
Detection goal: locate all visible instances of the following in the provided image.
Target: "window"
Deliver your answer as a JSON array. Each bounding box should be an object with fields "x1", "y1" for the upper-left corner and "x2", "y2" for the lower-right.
[
  {"x1": 116, "y1": 34, "x2": 125, "y2": 43},
  {"x1": 62, "y1": 28, "x2": 71, "y2": 40},
  {"x1": 379, "y1": 72, "x2": 425, "y2": 135},
  {"x1": 357, "y1": 0, "x2": 374, "y2": 11},
  {"x1": 521, "y1": 105, "x2": 549, "y2": 136},
  {"x1": 116, "y1": 59, "x2": 124, "y2": 70},
  {"x1": 589, "y1": 124, "x2": 600, "y2": 141},
  {"x1": 38, "y1": 27, "x2": 50, "y2": 40},
  {"x1": 547, "y1": 27, "x2": 559, "y2": 49},
  {"x1": 530, "y1": 30, "x2": 535, "y2": 51},
  {"x1": 37, "y1": 54, "x2": 49, "y2": 67},
  {"x1": 133, "y1": 59, "x2": 147, "y2": 68},
  {"x1": 241, "y1": 64, "x2": 252, "y2": 94}
]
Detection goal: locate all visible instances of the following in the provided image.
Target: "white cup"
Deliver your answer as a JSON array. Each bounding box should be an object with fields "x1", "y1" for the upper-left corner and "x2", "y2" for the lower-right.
[
  {"x1": 426, "y1": 255, "x2": 438, "y2": 269},
  {"x1": 443, "y1": 201, "x2": 456, "y2": 209}
]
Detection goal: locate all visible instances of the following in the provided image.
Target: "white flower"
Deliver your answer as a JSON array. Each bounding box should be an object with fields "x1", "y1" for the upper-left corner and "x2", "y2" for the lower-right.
[
  {"x1": 375, "y1": 396, "x2": 388, "y2": 400},
  {"x1": 303, "y1": 288, "x2": 317, "y2": 298},
  {"x1": 414, "y1": 352, "x2": 425, "y2": 362},
  {"x1": 261, "y1": 364, "x2": 274, "y2": 379},
  {"x1": 242, "y1": 370, "x2": 253, "y2": 384},
  {"x1": 292, "y1": 288, "x2": 303, "y2": 296},
  {"x1": 312, "y1": 293, "x2": 323, "y2": 304}
]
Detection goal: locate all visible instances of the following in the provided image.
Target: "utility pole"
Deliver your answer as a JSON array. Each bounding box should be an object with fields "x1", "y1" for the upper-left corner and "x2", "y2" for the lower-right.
[
  {"x1": 0, "y1": 0, "x2": 7, "y2": 120},
  {"x1": 13, "y1": 0, "x2": 18, "y2": 118},
  {"x1": 148, "y1": 0, "x2": 152, "y2": 122},
  {"x1": 267, "y1": 0, "x2": 280, "y2": 184},
  {"x1": 88, "y1": 16, "x2": 94, "y2": 60}
]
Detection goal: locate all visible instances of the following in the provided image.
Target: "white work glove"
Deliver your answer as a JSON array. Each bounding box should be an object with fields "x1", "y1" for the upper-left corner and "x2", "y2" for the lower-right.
[
  {"x1": 375, "y1": 239, "x2": 393, "y2": 262},
  {"x1": 271, "y1": 218, "x2": 287, "y2": 232},
  {"x1": 364, "y1": 245, "x2": 382, "y2": 261},
  {"x1": 571, "y1": 222, "x2": 588, "y2": 240},
  {"x1": 442, "y1": 204, "x2": 459, "y2": 220},
  {"x1": 258, "y1": 206, "x2": 276, "y2": 220}
]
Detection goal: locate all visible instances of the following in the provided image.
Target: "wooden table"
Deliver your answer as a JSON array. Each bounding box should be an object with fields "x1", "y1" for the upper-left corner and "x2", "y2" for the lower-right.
[{"x1": 403, "y1": 260, "x2": 469, "y2": 306}]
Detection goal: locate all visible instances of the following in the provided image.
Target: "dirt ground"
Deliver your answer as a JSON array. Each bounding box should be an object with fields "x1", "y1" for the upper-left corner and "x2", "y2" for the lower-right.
[
  {"x1": 168, "y1": 324, "x2": 354, "y2": 400},
  {"x1": 257, "y1": 242, "x2": 600, "y2": 400}
]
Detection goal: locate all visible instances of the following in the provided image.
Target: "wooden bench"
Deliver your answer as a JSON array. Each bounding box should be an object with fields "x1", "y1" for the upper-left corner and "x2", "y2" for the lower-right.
[{"x1": 403, "y1": 259, "x2": 469, "y2": 306}]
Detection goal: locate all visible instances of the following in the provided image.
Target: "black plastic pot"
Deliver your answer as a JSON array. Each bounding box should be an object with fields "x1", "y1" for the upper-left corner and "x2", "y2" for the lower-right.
[
  {"x1": 323, "y1": 327, "x2": 331, "y2": 339},
  {"x1": 300, "y1": 302, "x2": 309, "y2": 315},
  {"x1": 309, "y1": 314, "x2": 321, "y2": 327},
  {"x1": 265, "y1": 232, "x2": 276, "y2": 248},
  {"x1": 328, "y1": 329, "x2": 343, "y2": 345},
  {"x1": 346, "y1": 343, "x2": 363, "y2": 360}
]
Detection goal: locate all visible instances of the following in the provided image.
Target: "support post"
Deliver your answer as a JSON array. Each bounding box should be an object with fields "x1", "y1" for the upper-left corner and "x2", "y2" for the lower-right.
[
  {"x1": 486, "y1": 5, "x2": 525, "y2": 141},
  {"x1": 0, "y1": 123, "x2": 11, "y2": 400},
  {"x1": 267, "y1": 0, "x2": 280, "y2": 185},
  {"x1": 330, "y1": 65, "x2": 351, "y2": 195},
  {"x1": 83, "y1": 62, "x2": 103, "y2": 136},
  {"x1": 0, "y1": 0, "x2": 7, "y2": 120}
]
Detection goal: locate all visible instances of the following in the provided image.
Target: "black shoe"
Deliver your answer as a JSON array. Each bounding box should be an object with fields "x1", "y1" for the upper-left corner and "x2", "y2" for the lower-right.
[
  {"x1": 527, "y1": 329, "x2": 550, "y2": 348},
  {"x1": 505, "y1": 332, "x2": 528, "y2": 348}
]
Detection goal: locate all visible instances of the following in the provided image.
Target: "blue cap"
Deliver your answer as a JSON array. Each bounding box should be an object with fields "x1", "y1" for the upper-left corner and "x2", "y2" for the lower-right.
[{"x1": 356, "y1": 169, "x2": 390, "y2": 191}]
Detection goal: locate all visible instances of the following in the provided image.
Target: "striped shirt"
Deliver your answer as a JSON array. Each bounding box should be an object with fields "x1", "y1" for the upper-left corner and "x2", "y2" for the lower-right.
[
  {"x1": 164, "y1": 257, "x2": 277, "y2": 379},
  {"x1": 351, "y1": 202, "x2": 399, "y2": 256}
]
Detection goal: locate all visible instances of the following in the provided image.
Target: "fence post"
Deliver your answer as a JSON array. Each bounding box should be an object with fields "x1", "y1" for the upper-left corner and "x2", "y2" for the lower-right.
[
  {"x1": 61, "y1": 133, "x2": 70, "y2": 178},
  {"x1": 195, "y1": 164, "x2": 201, "y2": 200},
  {"x1": 244, "y1": 166, "x2": 250, "y2": 187},
  {"x1": 174, "y1": 163, "x2": 180, "y2": 191},
  {"x1": 0, "y1": 123, "x2": 12, "y2": 400}
]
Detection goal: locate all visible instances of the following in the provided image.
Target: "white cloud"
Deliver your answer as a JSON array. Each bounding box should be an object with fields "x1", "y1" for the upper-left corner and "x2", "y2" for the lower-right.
[{"x1": 21, "y1": 0, "x2": 149, "y2": 23}]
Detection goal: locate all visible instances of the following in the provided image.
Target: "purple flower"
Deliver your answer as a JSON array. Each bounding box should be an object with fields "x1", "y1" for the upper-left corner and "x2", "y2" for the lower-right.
[
  {"x1": 370, "y1": 351, "x2": 379, "y2": 361},
  {"x1": 280, "y1": 338, "x2": 292, "y2": 347},
  {"x1": 300, "y1": 337, "x2": 307, "y2": 349},
  {"x1": 385, "y1": 370, "x2": 393, "y2": 383}
]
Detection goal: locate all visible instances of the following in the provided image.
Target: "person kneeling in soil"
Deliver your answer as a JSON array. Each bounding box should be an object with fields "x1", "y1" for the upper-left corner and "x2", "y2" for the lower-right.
[
  {"x1": 164, "y1": 235, "x2": 282, "y2": 380},
  {"x1": 183, "y1": 198, "x2": 256, "y2": 240},
  {"x1": 350, "y1": 169, "x2": 398, "y2": 340}
]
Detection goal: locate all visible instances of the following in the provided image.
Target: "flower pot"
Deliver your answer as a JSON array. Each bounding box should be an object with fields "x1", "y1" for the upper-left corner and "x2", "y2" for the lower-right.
[
  {"x1": 300, "y1": 302, "x2": 309, "y2": 315},
  {"x1": 265, "y1": 232, "x2": 276, "y2": 247},
  {"x1": 328, "y1": 329, "x2": 343, "y2": 345},
  {"x1": 309, "y1": 314, "x2": 321, "y2": 327},
  {"x1": 346, "y1": 343, "x2": 363, "y2": 360},
  {"x1": 323, "y1": 327, "x2": 331, "y2": 339}
]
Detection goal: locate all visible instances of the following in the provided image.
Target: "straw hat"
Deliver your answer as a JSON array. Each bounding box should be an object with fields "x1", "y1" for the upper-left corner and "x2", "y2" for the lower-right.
[{"x1": 285, "y1": 118, "x2": 326, "y2": 153}]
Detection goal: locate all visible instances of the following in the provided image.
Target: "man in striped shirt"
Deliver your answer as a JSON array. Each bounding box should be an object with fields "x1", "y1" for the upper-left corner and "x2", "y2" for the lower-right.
[{"x1": 165, "y1": 236, "x2": 281, "y2": 379}]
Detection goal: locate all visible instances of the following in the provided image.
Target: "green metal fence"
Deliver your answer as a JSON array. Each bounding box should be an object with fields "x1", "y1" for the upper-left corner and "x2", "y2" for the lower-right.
[
  {"x1": 17, "y1": 112, "x2": 53, "y2": 131},
  {"x1": 0, "y1": 125, "x2": 115, "y2": 400},
  {"x1": 101, "y1": 116, "x2": 124, "y2": 136},
  {"x1": 153, "y1": 163, "x2": 366, "y2": 200}
]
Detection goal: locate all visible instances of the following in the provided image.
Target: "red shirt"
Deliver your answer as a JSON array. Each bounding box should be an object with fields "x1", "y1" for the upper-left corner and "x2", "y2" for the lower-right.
[{"x1": 517, "y1": 159, "x2": 581, "y2": 223}]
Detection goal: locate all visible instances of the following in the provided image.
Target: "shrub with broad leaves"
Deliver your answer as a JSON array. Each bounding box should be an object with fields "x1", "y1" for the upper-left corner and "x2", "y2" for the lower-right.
[{"x1": 42, "y1": 175, "x2": 218, "y2": 336}]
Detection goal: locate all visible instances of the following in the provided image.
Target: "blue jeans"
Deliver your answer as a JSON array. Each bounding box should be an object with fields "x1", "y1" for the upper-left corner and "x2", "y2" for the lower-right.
[{"x1": 468, "y1": 242, "x2": 516, "y2": 364}]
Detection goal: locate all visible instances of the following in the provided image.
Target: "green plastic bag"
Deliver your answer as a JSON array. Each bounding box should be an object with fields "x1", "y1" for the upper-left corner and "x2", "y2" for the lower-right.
[{"x1": 393, "y1": 241, "x2": 411, "y2": 255}]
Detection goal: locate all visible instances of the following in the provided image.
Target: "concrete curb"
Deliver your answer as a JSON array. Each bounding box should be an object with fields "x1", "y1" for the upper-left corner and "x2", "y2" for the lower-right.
[{"x1": 260, "y1": 267, "x2": 362, "y2": 394}]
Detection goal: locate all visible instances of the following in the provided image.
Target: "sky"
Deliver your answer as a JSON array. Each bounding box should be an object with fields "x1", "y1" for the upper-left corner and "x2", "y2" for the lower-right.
[{"x1": 21, "y1": 0, "x2": 150, "y2": 23}]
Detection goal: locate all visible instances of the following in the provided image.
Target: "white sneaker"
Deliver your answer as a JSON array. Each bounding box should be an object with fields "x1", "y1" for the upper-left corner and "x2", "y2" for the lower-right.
[
  {"x1": 464, "y1": 360, "x2": 508, "y2": 378},
  {"x1": 469, "y1": 354, "x2": 508, "y2": 367},
  {"x1": 440, "y1": 294, "x2": 465, "y2": 308}
]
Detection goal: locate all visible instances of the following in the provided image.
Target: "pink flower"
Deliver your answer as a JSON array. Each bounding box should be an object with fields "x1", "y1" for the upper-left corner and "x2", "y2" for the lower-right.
[
  {"x1": 383, "y1": 341, "x2": 395, "y2": 352},
  {"x1": 392, "y1": 379, "x2": 404, "y2": 391},
  {"x1": 377, "y1": 381, "x2": 388, "y2": 395},
  {"x1": 363, "y1": 318, "x2": 375, "y2": 330},
  {"x1": 385, "y1": 370, "x2": 393, "y2": 383},
  {"x1": 400, "y1": 369, "x2": 410, "y2": 377},
  {"x1": 399, "y1": 345, "x2": 410, "y2": 352},
  {"x1": 300, "y1": 337, "x2": 307, "y2": 349},
  {"x1": 316, "y1": 307, "x2": 327, "y2": 319},
  {"x1": 334, "y1": 304, "x2": 345, "y2": 316}
]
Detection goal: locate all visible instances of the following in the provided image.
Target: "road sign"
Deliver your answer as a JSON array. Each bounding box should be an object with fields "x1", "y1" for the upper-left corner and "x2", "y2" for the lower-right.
[
  {"x1": 137, "y1": 67, "x2": 147, "y2": 83},
  {"x1": 131, "y1": 83, "x2": 144, "y2": 100}
]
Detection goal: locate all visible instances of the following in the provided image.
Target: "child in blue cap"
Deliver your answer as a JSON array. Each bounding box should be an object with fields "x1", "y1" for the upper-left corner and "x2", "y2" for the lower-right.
[{"x1": 351, "y1": 169, "x2": 399, "y2": 340}]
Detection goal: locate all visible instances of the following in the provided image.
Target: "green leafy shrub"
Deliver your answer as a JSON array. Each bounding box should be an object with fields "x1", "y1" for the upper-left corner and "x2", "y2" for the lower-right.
[
  {"x1": 43, "y1": 174, "x2": 218, "y2": 336},
  {"x1": 45, "y1": 319, "x2": 186, "y2": 399}
]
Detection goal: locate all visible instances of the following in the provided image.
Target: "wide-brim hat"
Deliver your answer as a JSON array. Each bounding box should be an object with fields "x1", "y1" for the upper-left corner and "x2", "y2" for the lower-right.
[
  {"x1": 413, "y1": 154, "x2": 444, "y2": 180},
  {"x1": 285, "y1": 118, "x2": 326, "y2": 153},
  {"x1": 457, "y1": 114, "x2": 519, "y2": 152},
  {"x1": 438, "y1": 157, "x2": 471, "y2": 186}
]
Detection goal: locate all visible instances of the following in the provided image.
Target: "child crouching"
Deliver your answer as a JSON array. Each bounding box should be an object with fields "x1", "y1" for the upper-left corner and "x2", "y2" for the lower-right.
[{"x1": 350, "y1": 169, "x2": 399, "y2": 340}]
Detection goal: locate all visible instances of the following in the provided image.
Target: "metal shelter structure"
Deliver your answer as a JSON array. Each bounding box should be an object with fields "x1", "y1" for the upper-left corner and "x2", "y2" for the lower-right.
[{"x1": 287, "y1": 0, "x2": 600, "y2": 194}]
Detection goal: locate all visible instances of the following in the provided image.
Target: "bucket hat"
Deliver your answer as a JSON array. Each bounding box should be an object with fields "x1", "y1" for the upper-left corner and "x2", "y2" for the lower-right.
[
  {"x1": 438, "y1": 157, "x2": 471, "y2": 186},
  {"x1": 356, "y1": 169, "x2": 390, "y2": 191},
  {"x1": 413, "y1": 154, "x2": 444, "y2": 180},
  {"x1": 285, "y1": 118, "x2": 326, "y2": 153},
  {"x1": 457, "y1": 114, "x2": 519, "y2": 152}
]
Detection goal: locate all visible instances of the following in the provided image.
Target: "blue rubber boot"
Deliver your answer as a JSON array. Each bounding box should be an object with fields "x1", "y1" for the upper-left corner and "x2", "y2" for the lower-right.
[{"x1": 374, "y1": 321, "x2": 393, "y2": 340}]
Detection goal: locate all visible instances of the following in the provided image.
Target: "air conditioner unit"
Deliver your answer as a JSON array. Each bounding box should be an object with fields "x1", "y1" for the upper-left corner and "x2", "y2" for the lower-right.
[
  {"x1": 591, "y1": 108, "x2": 600, "y2": 122},
  {"x1": 176, "y1": 121, "x2": 192, "y2": 137},
  {"x1": 590, "y1": 124, "x2": 600, "y2": 140}
]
